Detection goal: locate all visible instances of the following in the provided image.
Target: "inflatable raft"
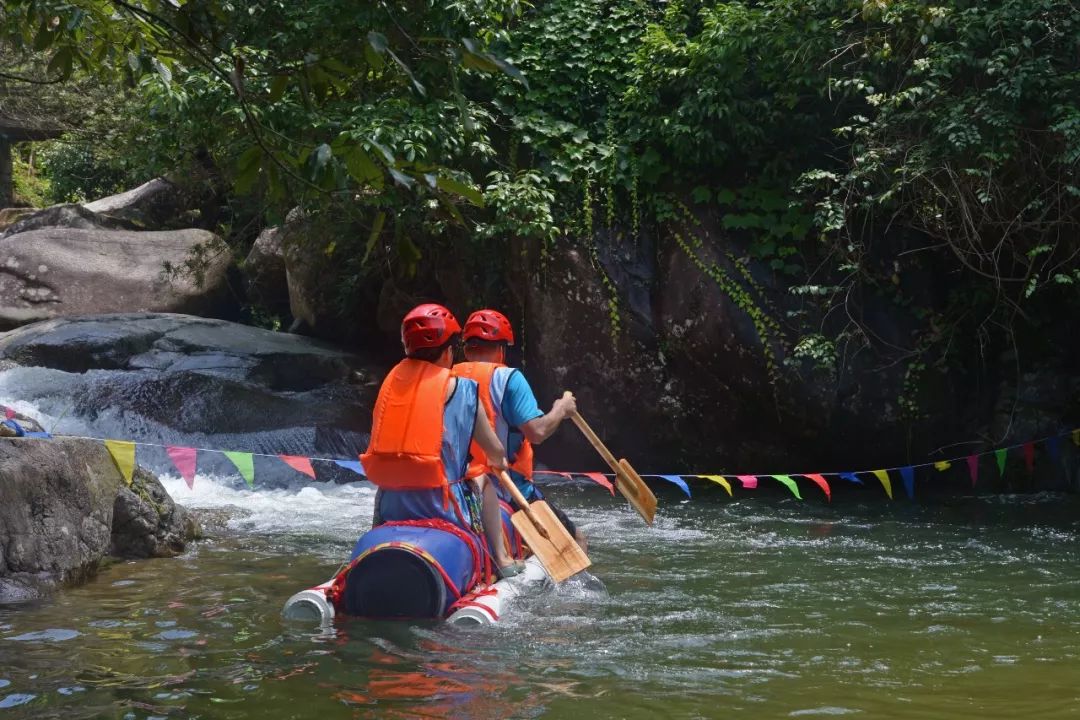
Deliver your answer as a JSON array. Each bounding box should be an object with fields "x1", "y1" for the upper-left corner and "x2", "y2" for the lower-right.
[{"x1": 282, "y1": 504, "x2": 549, "y2": 626}]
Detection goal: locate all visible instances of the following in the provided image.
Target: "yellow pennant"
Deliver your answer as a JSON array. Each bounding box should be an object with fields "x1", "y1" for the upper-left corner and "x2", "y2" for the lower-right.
[
  {"x1": 872, "y1": 469, "x2": 893, "y2": 500},
  {"x1": 104, "y1": 440, "x2": 136, "y2": 486},
  {"x1": 699, "y1": 475, "x2": 733, "y2": 497},
  {"x1": 934, "y1": 461, "x2": 951, "y2": 471}
]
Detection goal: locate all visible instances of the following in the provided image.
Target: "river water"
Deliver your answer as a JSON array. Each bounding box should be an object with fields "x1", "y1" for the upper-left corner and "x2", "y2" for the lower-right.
[{"x1": 2, "y1": 471, "x2": 1079, "y2": 719}]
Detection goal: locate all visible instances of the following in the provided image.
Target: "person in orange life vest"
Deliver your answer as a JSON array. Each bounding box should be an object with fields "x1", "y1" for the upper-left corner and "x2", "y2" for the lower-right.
[
  {"x1": 362, "y1": 303, "x2": 525, "y2": 577},
  {"x1": 453, "y1": 309, "x2": 587, "y2": 551}
]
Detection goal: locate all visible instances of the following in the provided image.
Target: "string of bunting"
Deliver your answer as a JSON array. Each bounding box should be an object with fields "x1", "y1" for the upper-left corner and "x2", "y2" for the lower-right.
[{"x1": 2, "y1": 405, "x2": 1077, "y2": 499}]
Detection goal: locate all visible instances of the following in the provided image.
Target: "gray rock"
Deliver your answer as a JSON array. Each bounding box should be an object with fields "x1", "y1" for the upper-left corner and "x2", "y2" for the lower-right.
[
  {"x1": 0, "y1": 207, "x2": 36, "y2": 232},
  {"x1": 0, "y1": 203, "x2": 138, "y2": 239},
  {"x1": 0, "y1": 436, "x2": 197, "y2": 603},
  {"x1": 0, "y1": 227, "x2": 237, "y2": 329},
  {"x1": 242, "y1": 226, "x2": 290, "y2": 316},
  {"x1": 0, "y1": 313, "x2": 381, "y2": 479},
  {"x1": 83, "y1": 178, "x2": 194, "y2": 230}
]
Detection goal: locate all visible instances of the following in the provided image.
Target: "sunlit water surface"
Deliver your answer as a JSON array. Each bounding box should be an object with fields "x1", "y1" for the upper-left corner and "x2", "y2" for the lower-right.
[{"x1": 2, "y1": 475, "x2": 1079, "y2": 719}]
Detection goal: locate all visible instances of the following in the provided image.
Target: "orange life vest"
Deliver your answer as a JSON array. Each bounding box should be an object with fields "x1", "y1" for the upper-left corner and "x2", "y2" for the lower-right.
[
  {"x1": 360, "y1": 358, "x2": 451, "y2": 490},
  {"x1": 452, "y1": 361, "x2": 535, "y2": 481}
]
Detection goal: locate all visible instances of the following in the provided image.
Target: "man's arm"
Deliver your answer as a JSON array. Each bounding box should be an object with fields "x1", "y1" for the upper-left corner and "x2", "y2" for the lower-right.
[
  {"x1": 473, "y1": 405, "x2": 509, "y2": 471},
  {"x1": 521, "y1": 391, "x2": 576, "y2": 445}
]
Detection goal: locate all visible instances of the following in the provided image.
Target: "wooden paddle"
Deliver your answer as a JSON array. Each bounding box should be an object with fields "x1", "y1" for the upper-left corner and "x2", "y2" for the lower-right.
[
  {"x1": 496, "y1": 470, "x2": 591, "y2": 583},
  {"x1": 570, "y1": 411, "x2": 657, "y2": 525}
]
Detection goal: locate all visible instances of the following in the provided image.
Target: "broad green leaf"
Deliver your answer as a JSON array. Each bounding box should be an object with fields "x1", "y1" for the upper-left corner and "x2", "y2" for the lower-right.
[
  {"x1": 436, "y1": 175, "x2": 484, "y2": 207},
  {"x1": 362, "y1": 211, "x2": 387, "y2": 265},
  {"x1": 345, "y1": 146, "x2": 383, "y2": 189},
  {"x1": 268, "y1": 75, "x2": 288, "y2": 102}
]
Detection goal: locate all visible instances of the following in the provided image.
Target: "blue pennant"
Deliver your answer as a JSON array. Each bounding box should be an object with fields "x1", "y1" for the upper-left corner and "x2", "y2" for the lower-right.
[
  {"x1": 900, "y1": 466, "x2": 915, "y2": 499},
  {"x1": 656, "y1": 474, "x2": 692, "y2": 498},
  {"x1": 334, "y1": 460, "x2": 366, "y2": 477},
  {"x1": 1047, "y1": 436, "x2": 1061, "y2": 465},
  {"x1": 839, "y1": 472, "x2": 863, "y2": 485}
]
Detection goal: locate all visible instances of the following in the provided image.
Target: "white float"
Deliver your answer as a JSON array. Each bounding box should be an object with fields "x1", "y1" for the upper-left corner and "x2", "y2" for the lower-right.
[{"x1": 282, "y1": 555, "x2": 550, "y2": 627}]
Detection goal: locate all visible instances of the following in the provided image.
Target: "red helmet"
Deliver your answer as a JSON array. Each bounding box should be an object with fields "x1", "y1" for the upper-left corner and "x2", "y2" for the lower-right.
[
  {"x1": 401, "y1": 303, "x2": 461, "y2": 354},
  {"x1": 463, "y1": 309, "x2": 514, "y2": 345}
]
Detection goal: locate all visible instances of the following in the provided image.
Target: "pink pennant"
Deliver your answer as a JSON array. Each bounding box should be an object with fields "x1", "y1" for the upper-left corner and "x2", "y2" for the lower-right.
[
  {"x1": 279, "y1": 455, "x2": 316, "y2": 479},
  {"x1": 166, "y1": 446, "x2": 197, "y2": 489},
  {"x1": 4, "y1": 407, "x2": 14, "y2": 420},
  {"x1": 583, "y1": 472, "x2": 615, "y2": 496},
  {"x1": 966, "y1": 455, "x2": 979, "y2": 487},
  {"x1": 1023, "y1": 442, "x2": 1035, "y2": 474},
  {"x1": 802, "y1": 473, "x2": 831, "y2": 502},
  {"x1": 737, "y1": 475, "x2": 758, "y2": 489}
]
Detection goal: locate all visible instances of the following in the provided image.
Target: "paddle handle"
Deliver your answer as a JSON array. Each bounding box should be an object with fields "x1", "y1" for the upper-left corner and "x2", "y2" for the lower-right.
[
  {"x1": 497, "y1": 470, "x2": 550, "y2": 540},
  {"x1": 570, "y1": 411, "x2": 621, "y2": 474}
]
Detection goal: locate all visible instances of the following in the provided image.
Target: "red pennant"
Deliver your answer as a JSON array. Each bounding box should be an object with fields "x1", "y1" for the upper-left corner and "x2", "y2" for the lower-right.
[
  {"x1": 583, "y1": 472, "x2": 615, "y2": 496},
  {"x1": 279, "y1": 455, "x2": 316, "y2": 479},
  {"x1": 4, "y1": 407, "x2": 14, "y2": 420},
  {"x1": 1023, "y1": 442, "x2": 1035, "y2": 474},
  {"x1": 802, "y1": 473, "x2": 831, "y2": 502},
  {"x1": 166, "y1": 446, "x2": 197, "y2": 489},
  {"x1": 737, "y1": 475, "x2": 758, "y2": 489},
  {"x1": 966, "y1": 455, "x2": 979, "y2": 487}
]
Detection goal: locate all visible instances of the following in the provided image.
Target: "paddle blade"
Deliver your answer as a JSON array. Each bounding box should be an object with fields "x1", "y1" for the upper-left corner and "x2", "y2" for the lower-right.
[
  {"x1": 510, "y1": 501, "x2": 590, "y2": 583},
  {"x1": 616, "y1": 458, "x2": 657, "y2": 525}
]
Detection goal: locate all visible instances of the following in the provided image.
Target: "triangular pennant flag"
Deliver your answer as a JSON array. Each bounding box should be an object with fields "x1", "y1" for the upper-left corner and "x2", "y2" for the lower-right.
[
  {"x1": 279, "y1": 455, "x2": 316, "y2": 479},
  {"x1": 872, "y1": 469, "x2": 893, "y2": 499},
  {"x1": 802, "y1": 473, "x2": 830, "y2": 501},
  {"x1": 4, "y1": 407, "x2": 14, "y2": 420},
  {"x1": 770, "y1": 474, "x2": 802, "y2": 500},
  {"x1": 1047, "y1": 436, "x2": 1061, "y2": 465},
  {"x1": 966, "y1": 455, "x2": 979, "y2": 487},
  {"x1": 699, "y1": 475, "x2": 732, "y2": 497},
  {"x1": 1022, "y1": 442, "x2": 1035, "y2": 474},
  {"x1": 995, "y1": 448, "x2": 1007, "y2": 479},
  {"x1": 737, "y1": 474, "x2": 758, "y2": 489},
  {"x1": 656, "y1": 474, "x2": 692, "y2": 498},
  {"x1": 166, "y1": 446, "x2": 197, "y2": 490},
  {"x1": 839, "y1": 472, "x2": 862, "y2": 485},
  {"x1": 104, "y1": 440, "x2": 136, "y2": 486},
  {"x1": 223, "y1": 451, "x2": 255, "y2": 488},
  {"x1": 934, "y1": 461, "x2": 951, "y2": 471},
  {"x1": 333, "y1": 459, "x2": 365, "y2": 477},
  {"x1": 583, "y1": 472, "x2": 615, "y2": 496},
  {"x1": 900, "y1": 466, "x2": 915, "y2": 500}
]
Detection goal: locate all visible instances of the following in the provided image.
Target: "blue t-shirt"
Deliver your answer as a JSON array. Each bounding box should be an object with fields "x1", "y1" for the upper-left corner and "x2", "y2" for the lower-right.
[{"x1": 500, "y1": 370, "x2": 544, "y2": 499}]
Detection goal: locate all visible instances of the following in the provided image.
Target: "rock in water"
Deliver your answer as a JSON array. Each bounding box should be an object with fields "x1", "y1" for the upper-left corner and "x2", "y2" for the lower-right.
[
  {"x1": 0, "y1": 437, "x2": 198, "y2": 603},
  {"x1": 0, "y1": 227, "x2": 237, "y2": 328}
]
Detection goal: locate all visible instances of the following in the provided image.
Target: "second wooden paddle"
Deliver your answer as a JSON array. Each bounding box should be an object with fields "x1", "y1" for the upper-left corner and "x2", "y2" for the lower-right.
[
  {"x1": 570, "y1": 410, "x2": 657, "y2": 525},
  {"x1": 496, "y1": 470, "x2": 591, "y2": 583}
]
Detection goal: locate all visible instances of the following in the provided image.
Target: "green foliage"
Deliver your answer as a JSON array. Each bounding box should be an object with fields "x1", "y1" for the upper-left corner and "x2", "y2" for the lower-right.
[
  {"x1": 3, "y1": 0, "x2": 1077, "y2": 413},
  {"x1": 11, "y1": 149, "x2": 50, "y2": 206}
]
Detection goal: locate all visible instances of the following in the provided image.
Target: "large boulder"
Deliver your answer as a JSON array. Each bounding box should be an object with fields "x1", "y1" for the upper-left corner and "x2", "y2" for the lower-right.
[
  {"x1": 0, "y1": 203, "x2": 138, "y2": 239},
  {"x1": 82, "y1": 178, "x2": 196, "y2": 230},
  {"x1": 242, "y1": 226, "x2": 290, "y2": 317},
  {"x1": 0, "y1": 226, "x2": 238, "y2": 329},
  {"x1": 0, "y1": 313, "x2": 384, "y2": 479},
  {"x1": 0, "y1": 208, "x2": 35, "y2": 232},
  {"x1": 0, "y1": 437, "x2": 198, "y2": 603}
]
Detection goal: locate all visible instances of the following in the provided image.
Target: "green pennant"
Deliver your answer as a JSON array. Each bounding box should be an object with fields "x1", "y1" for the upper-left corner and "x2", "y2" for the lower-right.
[
  {"x1": 224, "y1": 451, "x2": 255, "y2": 488},
  {"x1": 995, "y1": 448, "x2": 1007, "y2": 479},
  {"x1": 770, "y1": 474, "x2": 803, "y2": 500}
]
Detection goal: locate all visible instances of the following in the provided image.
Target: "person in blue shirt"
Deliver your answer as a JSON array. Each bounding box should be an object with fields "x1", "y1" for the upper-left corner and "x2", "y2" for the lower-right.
[{"x1": 452, "y1": 309, "x2": 587, "y2": 551}]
